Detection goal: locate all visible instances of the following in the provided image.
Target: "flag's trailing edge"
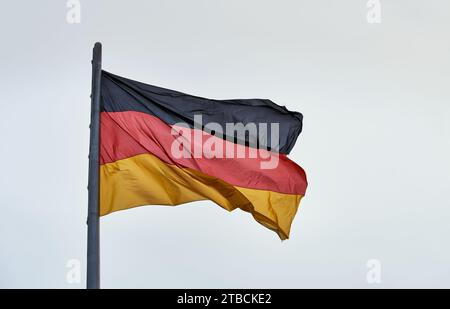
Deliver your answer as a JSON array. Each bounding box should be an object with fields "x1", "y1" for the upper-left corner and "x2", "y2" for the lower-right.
[{"x1": 100, "y1": 70, "x2": 308, "y2": 240}]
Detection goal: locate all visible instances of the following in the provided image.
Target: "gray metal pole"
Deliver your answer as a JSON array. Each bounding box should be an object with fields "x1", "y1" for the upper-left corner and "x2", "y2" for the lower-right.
[{"x1": 87, "y1": 42, "x2": 102, "y2": 289}]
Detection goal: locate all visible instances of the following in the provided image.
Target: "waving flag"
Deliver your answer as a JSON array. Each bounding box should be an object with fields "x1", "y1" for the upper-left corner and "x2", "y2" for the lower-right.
[{"x1": 99, "y1": 70, "x2": 307, "y2": 240}]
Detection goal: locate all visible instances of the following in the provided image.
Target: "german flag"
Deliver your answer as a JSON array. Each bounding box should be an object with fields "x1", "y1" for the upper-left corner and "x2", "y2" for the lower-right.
[{"x1": 100, "y1": 71, "x2": 308, "y2": 239}]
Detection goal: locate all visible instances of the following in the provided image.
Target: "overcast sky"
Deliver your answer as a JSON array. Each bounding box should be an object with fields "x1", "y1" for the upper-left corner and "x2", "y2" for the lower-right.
[{"x1": 0, "y1": 0, "x2": 449, "y2": 288}]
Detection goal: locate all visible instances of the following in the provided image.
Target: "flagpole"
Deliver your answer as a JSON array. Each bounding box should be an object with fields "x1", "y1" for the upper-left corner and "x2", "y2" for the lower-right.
[{"x1": 87, "y1": 42, "x2": 102, "y2": 289}]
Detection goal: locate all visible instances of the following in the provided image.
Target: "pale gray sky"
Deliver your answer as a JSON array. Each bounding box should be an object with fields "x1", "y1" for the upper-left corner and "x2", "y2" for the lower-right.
[{"x1": 0, "y1": 0, "x2": 449, "y2": 288}]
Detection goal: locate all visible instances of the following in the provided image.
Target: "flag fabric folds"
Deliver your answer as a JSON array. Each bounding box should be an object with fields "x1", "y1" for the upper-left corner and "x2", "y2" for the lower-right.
[{"x1": 99, "y1": 71, "x2": 308, "y2": 239}]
